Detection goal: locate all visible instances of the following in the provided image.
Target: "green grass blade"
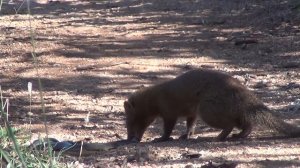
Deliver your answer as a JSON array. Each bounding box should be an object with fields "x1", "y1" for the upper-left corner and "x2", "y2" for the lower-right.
[
  {"x1": 5, "y1": 121, "x2": 27, "y2": 168},
  {"x1": 0, "y1": 100, "x2": 27, "y2": 167},
  {"x1": 0, "y1": 147, "x2": 11, "y2": 165},
  {"x1": 25, "y1": 0, "x2": 53, "y2": 166}
]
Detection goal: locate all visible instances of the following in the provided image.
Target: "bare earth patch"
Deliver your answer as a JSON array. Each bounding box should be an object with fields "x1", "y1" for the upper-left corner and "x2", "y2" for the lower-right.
[{"x1": 1, "y1": 0, "x2": 300, "y2": 167}]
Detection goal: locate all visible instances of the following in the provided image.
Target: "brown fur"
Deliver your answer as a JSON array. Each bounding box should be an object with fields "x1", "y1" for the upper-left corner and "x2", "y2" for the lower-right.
[{"x1": 124, "y1": 69, "x2": 300, "y2": 142}]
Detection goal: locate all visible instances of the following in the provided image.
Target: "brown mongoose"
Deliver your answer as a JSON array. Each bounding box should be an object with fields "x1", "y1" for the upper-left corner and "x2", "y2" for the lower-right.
[{"x1": 124, "y1": 69, "x2": 300, "y2": 142}]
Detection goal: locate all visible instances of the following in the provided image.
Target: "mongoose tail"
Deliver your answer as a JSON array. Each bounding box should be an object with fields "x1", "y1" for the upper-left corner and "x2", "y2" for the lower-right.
[{"x1": 250, "y1": 107, "x2": 300, "y2": 137}]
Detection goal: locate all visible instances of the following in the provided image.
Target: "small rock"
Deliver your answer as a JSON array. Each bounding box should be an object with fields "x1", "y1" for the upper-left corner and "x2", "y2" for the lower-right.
[
  {"x1": 27, "y1": 111, "x2": 34, "y2": 116},
  {"x1": 181, "y1": 152, "x2": 201, "y2": 159},
  {"x1": 185, "y1": 164, "x2": 194, "y2": 168},
  {"x1": 289, "y1": 99, "x2": 300, "y2": 113}
]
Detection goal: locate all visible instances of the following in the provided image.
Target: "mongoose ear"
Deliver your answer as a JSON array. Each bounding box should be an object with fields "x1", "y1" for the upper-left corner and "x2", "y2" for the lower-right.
[{"x1": 124, "y1": 101, "x2": 134, "y2": 111}]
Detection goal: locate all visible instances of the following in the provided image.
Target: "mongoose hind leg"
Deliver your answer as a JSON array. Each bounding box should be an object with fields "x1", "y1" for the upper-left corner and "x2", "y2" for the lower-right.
[
  {"x1": 152, "y1": 117, "x2": 177, "y2": 142},
  {"x1": 216, "y1": 127, "x2": 234, "y2": 141},
  {"x1": 179, "y1": 116, "x2": 196, "y2": 139},
  {"x1": 232, "y1": 124, "x2": 252, "y2": 139}
]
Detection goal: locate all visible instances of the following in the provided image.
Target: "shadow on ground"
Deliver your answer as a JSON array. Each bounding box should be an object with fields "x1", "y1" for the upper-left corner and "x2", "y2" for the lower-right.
[{"x1": 1, "y1": 2, "x2": 300, "y2": 166}]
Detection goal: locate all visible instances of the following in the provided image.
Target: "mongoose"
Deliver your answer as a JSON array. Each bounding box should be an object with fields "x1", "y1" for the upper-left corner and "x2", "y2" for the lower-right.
[{"x1": 124, "y1": 69, "x2": 300, "y2": 142}]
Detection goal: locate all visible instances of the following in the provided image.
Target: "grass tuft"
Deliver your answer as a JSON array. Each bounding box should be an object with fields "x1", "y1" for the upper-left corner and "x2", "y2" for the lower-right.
[{"x1": 0, "y1": 0, "x2": 66, "y2": 167}]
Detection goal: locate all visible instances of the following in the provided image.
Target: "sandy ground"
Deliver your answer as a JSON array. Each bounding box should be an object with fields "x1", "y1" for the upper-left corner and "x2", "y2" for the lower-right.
[{"x1": 1, "y1": 0, "x2": 300, "y2": 167}]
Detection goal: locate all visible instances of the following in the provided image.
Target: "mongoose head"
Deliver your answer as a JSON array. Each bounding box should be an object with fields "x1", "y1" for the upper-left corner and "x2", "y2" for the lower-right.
[{"x1": 124, "y1": 99, "x2": 155, "y2": 142}]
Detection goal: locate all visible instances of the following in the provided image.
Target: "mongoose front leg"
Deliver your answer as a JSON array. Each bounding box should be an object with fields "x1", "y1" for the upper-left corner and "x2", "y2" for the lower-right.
[
  {"x1": 152, "y1": 117, "x2": 177, "y2": 142},
  {"x1": 216, "y1": 127, "x2": 233, "y2": 141},
  {"x1": 179, "y1": 116, "x2": 196, "y2": 139}
]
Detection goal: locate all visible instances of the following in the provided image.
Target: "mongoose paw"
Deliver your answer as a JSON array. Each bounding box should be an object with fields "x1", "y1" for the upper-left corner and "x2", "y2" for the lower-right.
[
  {"x1": 231, "y1": 133, "x2": 248, "y2": 140},
  {"x1": 178, "y1": 134, "x2": 191, "y2": 140},
  {"x1": 179, "y1": 134, "x2": 188, "y2": 140},
  {"x1": 216, "y1": 134, "x2": 228, "y2": 141},
  {"x1": 152, "y1": 137, "x2": 174, "y2": 143},
  {"x1": 126, "y1": 137, "x2": 141, "y2": 143},
  {"x1": 130, "y1": 137, "x2": 141, "y2": 143},
  {"x1": 231, "y1": 133, "x2": 239, "y2": 138},
  {"x1": 216, "y1": 137, "x2": 227, "y2": 142}
]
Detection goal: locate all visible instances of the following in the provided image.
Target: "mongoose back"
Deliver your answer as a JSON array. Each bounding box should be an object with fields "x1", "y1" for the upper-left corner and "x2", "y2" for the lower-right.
[{"x1": 124, "y1": 69, "x2": 300, "y2": 142}]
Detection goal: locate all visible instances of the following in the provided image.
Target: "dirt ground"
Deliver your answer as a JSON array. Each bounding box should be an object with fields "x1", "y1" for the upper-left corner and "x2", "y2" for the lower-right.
[{"x1": 1, "y1": 0, "x2": 300, "y2": 167}]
